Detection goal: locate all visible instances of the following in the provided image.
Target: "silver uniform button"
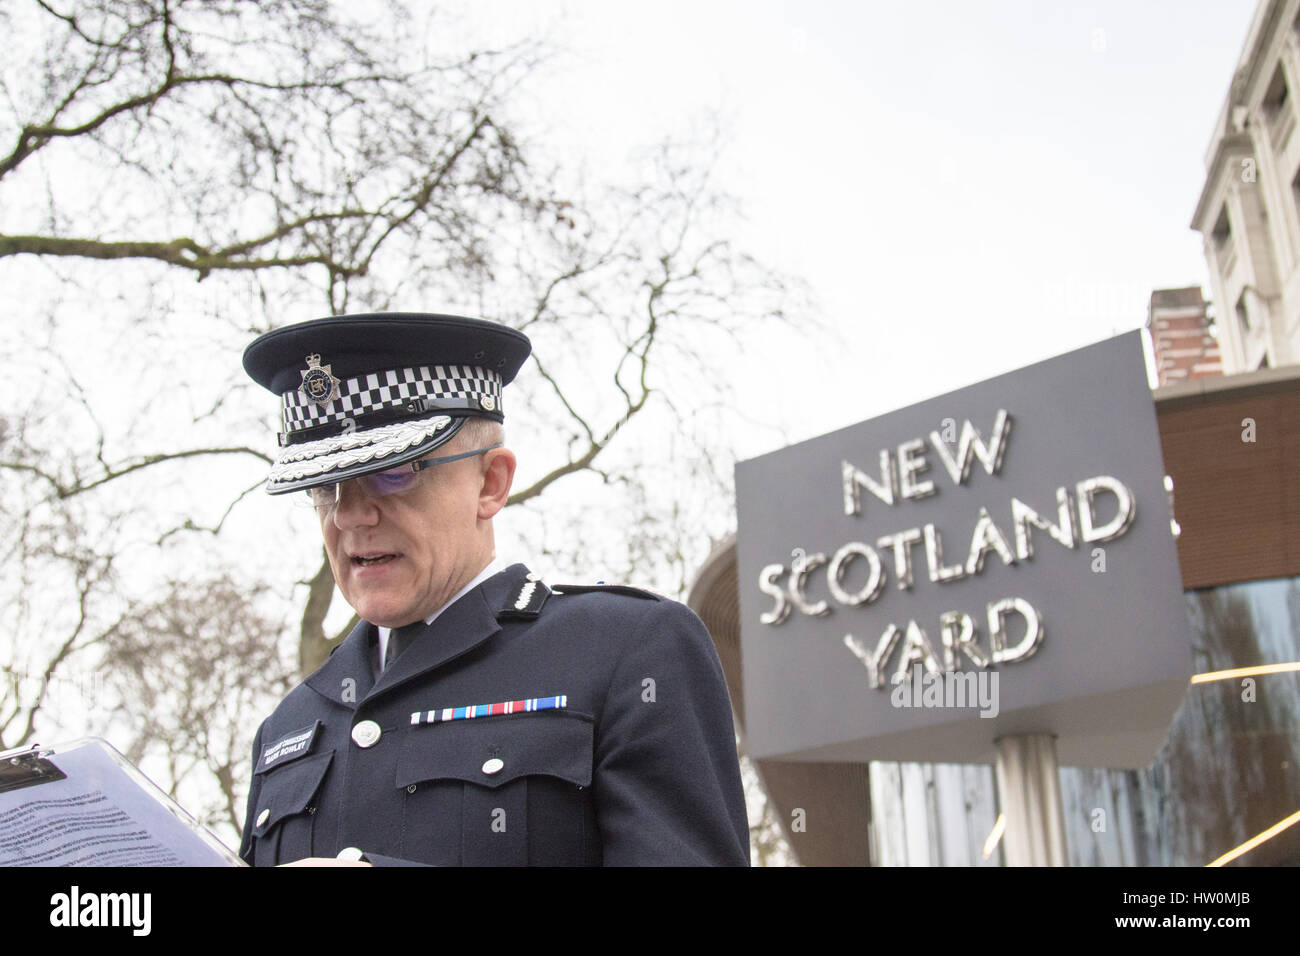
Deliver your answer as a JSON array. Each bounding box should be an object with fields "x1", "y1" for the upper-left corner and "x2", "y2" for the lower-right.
[
  {"x1": 481, "y1": 757, "x2": 504, "y2": 775},
  {"x1": 256, "y1": 808, "x2": 270, "y2": 827},
  {"x1": 337, "y1": 846, "x2": 365, "y2": 862},
  {"x1": 351, "y1": 720, "x2": 382, "y2": 748},
  {"x1": 480, "y1": 395, "x2": 496, "y2": 412}
]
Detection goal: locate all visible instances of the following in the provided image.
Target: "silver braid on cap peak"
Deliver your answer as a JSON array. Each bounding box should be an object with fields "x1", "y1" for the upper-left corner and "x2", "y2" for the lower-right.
[{"x1": 267, "y1": 417, "x2": 452, "y2": 486}]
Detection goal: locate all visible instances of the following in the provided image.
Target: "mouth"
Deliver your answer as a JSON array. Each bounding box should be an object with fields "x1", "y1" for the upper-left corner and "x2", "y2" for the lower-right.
[{"x1": 350, "y1": 551, "x2": 399, "y2": 567}]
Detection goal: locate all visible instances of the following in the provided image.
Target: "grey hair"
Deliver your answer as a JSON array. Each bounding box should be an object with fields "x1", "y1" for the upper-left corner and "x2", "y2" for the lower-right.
[{"x1": 453, "y1": 416, "x2": 505, "y2": 451}]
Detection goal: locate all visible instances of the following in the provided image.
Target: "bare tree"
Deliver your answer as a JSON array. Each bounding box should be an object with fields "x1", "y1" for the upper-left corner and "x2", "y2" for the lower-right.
[
  {"x1": 0, "y1": 0, "x2": 801, "y2": 848},
  {"x1": 100, "y1": 575, "x2": 296, "y2": 837},
  {"x1": 1, "y1": 0, "x2": 547, "y2": 302}
]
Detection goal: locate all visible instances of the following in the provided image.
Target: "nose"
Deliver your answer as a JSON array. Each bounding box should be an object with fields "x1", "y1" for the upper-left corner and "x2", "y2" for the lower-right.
[{"x1": 329, "y1": 478, "x2": 381, "y2": 530}]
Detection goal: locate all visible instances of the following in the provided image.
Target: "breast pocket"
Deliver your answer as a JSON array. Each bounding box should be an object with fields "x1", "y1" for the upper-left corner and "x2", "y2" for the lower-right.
[
  {"x1": 248, "y1": 751, "x2": 333, "y2": 866},
  {"x1": 395, "y1": 712, "x2": 594, "y2": 866}
]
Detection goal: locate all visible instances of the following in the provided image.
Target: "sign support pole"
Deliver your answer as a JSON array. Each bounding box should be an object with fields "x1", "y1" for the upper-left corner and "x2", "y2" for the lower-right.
[{"x1": 993, "y1": 733, "x2": 1069, "y2": 865}]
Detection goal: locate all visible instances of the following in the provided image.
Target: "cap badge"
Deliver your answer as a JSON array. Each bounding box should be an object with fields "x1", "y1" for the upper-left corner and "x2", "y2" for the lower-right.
[{"x1": 299, "y1": 353, "x2": 341, "y2": 406}]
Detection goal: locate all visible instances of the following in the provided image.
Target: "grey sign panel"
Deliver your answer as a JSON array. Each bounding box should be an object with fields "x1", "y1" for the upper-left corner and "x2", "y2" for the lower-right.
[{"x1": 735, "y1": 332, "x2": 1191, "y2": 766}]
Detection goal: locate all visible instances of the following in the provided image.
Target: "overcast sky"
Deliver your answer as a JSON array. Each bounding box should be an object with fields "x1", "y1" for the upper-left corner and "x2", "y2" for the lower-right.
[{"x1": 450, "y1": 0, "x2": 1261, "y2": 456}]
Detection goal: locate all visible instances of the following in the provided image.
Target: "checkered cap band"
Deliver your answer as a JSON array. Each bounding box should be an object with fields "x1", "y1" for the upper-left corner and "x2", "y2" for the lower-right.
[
  {"x1": 266, "y1": 416, "x2": 453, "y2": 490},
  {"x1": 281, "y1": 364, "x2": 502, "y2": 436}
]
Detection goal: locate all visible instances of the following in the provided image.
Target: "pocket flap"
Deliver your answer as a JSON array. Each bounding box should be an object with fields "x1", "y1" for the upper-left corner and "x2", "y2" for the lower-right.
[
  {"x1": 396, "y1": 712, "x2": 593, "y2": 790},
  {"x1": 252, "y1": 751, "x2": 333, "y2": 835}
]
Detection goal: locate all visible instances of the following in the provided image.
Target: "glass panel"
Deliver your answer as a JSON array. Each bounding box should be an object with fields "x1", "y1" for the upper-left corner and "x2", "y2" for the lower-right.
[{"x1": 870, "y1": 576, "x2": 1300, "y2": 865}]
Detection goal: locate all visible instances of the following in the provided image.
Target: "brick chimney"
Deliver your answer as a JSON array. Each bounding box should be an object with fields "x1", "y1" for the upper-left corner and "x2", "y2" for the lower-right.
[{"x1": 1146, "y1": 287, "x2": 1223, "y2": 386}]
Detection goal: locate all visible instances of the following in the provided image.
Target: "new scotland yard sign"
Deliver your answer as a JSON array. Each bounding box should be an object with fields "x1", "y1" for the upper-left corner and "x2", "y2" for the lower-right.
[{"x1": 734, "y1": 332, "x2": 1191, "y2": 766}]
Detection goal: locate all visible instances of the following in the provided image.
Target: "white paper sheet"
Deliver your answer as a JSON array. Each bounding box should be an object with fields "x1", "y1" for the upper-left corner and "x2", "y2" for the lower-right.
[{"x1": 0, "y1": 739, "x2": 242, "y2": 866}]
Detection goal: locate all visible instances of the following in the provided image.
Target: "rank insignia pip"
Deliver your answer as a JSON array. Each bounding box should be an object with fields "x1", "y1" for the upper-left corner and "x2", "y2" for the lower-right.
[{"x1": 299, "y1": 353, "x2": 341, "y2": 406}]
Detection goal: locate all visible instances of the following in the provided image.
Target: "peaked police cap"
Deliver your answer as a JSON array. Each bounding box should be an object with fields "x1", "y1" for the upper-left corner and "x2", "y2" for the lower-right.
[{"x1": 243, "y1": 312, "x2": 531, "y2": 494}]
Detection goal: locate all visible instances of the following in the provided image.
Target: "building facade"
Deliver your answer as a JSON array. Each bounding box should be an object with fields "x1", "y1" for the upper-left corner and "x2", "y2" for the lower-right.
[{"x1": 1193, "y1": 0, "x2": 1300, "y2": 372}]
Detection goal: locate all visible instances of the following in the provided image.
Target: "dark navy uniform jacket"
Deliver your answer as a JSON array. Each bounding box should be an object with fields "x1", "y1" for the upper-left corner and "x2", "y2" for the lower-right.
[{"x1": 239, "y1": 564, "x2": 750, "y2": 866}]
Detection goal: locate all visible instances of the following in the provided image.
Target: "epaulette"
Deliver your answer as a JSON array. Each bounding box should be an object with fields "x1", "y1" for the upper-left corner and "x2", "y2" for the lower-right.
[
  {"x1": 497, "y1": 576, "x2": 552, "y2": 620},
  {"x1": 551, "y1": 583, "x2": 663, "y2": 601}
]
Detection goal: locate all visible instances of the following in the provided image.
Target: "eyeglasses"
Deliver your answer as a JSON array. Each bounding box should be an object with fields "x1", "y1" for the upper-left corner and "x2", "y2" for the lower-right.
[{"x1": 305, "y1": 443, "x2": 502, "y2": 512}]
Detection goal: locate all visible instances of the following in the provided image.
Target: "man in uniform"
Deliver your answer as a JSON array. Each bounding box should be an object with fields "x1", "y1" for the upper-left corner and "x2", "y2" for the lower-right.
[{"x1": 238, "y1": 312, "x2": 750, "y2": 866}]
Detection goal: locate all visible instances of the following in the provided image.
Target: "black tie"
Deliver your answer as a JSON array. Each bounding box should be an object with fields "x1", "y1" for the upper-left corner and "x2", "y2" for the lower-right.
[{"x1": 385, "y1": 620, "x2": 426, "y2": 670}]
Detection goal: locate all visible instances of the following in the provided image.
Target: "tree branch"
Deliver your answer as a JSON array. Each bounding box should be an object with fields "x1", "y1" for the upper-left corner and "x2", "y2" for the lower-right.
[
  {"x1": 11, "y1": 567, "x2": 122, "y2": 748},
  {"x1": 0, "y1": 234, "x2": 342, "y2": 279},
  {"x1": 352, "y1": 113, "x2": 496, "y2": 277},
  {"x1": 507, "y1": 329, "x2": 655, "y2": 506},
  {"x1": 298, "y1": 551, "x2": 337, "y2": 677},
  {"x1": 1, "y1": 65, "x2": 416, "y2": 181},
  {"x1": 0, "y1": 446, "x2": 272, "y2": 500}
]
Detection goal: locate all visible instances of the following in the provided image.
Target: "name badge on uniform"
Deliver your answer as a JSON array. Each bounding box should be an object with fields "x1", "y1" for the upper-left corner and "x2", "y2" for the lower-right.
[{"x1": 258, "y1": 720, "x2": 321, "y2": 772}]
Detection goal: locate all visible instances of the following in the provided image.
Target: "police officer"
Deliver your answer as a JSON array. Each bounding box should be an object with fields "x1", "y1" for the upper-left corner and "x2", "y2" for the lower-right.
[{"x1": 239, "y1": 312, "x2": 750, "y2": 866}]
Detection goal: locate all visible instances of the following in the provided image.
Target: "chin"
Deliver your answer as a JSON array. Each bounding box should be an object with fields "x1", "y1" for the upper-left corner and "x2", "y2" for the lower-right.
[
  {"x1": 357, "y1": 604, "x2": 412, "y2": 629},
  {"x1": 340, "y1": 590, "x2": 404, "y2": 629}
]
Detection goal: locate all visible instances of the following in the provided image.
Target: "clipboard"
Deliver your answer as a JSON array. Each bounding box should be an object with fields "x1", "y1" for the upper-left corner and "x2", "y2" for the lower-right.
[{"x1": 0, "y1": 737, "x2": 245, "y2": 866}]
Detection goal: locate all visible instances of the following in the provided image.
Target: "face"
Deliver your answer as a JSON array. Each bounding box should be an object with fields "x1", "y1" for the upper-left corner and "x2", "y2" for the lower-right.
[{"x1": 318, "y1": 439, "x2": 511, "y2": 628}]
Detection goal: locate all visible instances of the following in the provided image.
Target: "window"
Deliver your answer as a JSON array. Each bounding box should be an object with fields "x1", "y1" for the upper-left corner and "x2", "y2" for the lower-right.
[
  {"x1": 1264, "y1": 64, "x2": 1289, "y2": 117},
  {"x1": 1212, "y1": 206, "x2": 1232, "y2": 250},
  {"x1": 1291, "y1": 165, "x2": 1300, "y2": 231},
  {"x1": 1265, "y1": 65, "x2": 1295, "y2": 150}
]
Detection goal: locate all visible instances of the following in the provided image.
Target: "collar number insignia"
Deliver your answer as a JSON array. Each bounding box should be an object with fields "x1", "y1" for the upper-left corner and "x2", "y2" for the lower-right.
[{"x1": 299, "y1": 353, "x2": 341, "y2": 405}]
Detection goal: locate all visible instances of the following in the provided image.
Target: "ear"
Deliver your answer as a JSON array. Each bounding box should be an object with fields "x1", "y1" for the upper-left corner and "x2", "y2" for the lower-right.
[{"x1": 477, "y1": 446, "x2": 516, "y2": 520}]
